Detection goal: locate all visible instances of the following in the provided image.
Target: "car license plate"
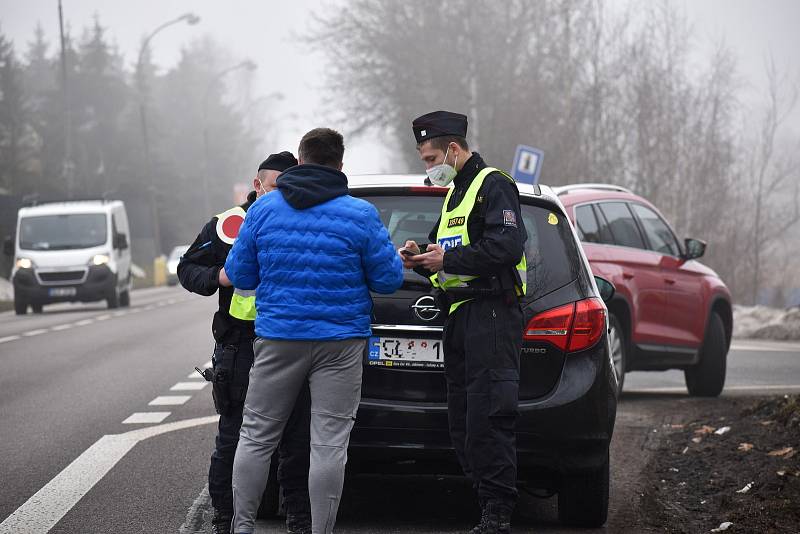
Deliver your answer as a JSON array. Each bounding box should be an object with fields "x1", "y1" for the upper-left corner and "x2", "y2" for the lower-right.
[
  {"x1": 48, "y1": 287, "x2": 77, "y2": 297},
  {"x1": 367, "y1": 336, "x2": 443, "y2": 369}
]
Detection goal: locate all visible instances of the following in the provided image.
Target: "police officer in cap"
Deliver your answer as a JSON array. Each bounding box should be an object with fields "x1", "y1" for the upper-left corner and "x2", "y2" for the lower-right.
[
  {"x1": 178, "y1": 152, "x2": 312, "y2": 534},
  {"x1": 400, "y1": 111, "x2": 527, "y2": 534}
]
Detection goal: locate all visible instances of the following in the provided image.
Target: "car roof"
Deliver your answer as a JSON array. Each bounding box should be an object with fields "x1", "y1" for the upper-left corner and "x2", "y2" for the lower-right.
[
  {"x1": 552, "y1": 184, "x2": 648, "y2": 207},
  {"x1": 348, "y1": 173, "x2": 563, "y2": 207},
  {"x1": 19, "y1": 200, "x2": 122, "y2": 217}
]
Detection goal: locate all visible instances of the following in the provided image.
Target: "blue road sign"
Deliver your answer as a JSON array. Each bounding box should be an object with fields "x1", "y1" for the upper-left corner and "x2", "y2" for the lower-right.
[{"x1": 511, "y1": 145, "x2": 544, "y2": 185}]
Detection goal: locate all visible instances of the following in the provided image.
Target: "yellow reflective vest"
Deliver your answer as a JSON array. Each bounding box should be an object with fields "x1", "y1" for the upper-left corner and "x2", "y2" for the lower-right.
[{"x1": 430, "y1": 167, "x2": 527, "y2": 314}]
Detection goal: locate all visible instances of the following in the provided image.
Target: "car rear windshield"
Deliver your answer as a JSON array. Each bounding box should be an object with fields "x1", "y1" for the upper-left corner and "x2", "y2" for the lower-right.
[
  {"x1": 363, "y1": 194, "x2": 581, "y2": 301},
  {"x1": 19, "y1": 213, "x2": 108, "y2": 250}
]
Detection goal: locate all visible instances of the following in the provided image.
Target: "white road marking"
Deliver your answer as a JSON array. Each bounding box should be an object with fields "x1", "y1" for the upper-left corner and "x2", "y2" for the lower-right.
[
  {"x1": 171, "y1": 381, "x2": 208, "y2": 391},
  {"x1": 51, "y1": 324, "x2": 72, "y2": 331},
  {"x1": 730, "y1": 341, "x2": 800, "y2": 352},
  {"x1": 0, "y1": 335, "x2": 21, "y2": 344},
  {"x1": 23, "y1": 329, "x2": 48, "y2": 337},
  {"x1": 187, "y1": 370, "x2": 206, "y2": 379},
  {"x1": 74, "y1": 319, "x2": 94, "y2": 326},
  {"x1": 167, "y1": 299, "x2": 176, "y2": 305},
  {"x1": 143, "y1": 305, "x2": 155, "y2": 311},
  {"x1": 0, "y1": 416, "x2": 218, "y2": 533},
  {"x1": 122, "y1": 412, "x2": 171, "y2": 424},
  {"x1": 95, "y1": 314, "x2": 111, "y2": 321},
  {"x1": 112, "y1": 311, "x2": 127, "y2": 317},
  {"x1": 204, "y1": 360, "x2": 213, "y2": 369},
  {"x1": 149, "y1": 395, "x2": 191, "y2": 406},
  {"x1": 627, "y1": 384, "x2": 800, "y2": 393}
]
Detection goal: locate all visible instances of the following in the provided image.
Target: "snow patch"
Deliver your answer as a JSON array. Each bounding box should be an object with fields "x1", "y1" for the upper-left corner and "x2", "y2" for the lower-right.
[{"x1": 733, "y1": 305, "x2": 800, "y2": 340}]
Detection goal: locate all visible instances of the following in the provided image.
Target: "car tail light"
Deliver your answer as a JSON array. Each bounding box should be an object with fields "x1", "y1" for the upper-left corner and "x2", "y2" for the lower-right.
[
  {"x1": 524, "y1": 298, "x2": 606, "y2": 353},
  {"x1": 568, "y1": 298, "x2": 606, "y2": 352},
  {"x1": 524, "y1": 302, "x2": 575, "y2": 351}
]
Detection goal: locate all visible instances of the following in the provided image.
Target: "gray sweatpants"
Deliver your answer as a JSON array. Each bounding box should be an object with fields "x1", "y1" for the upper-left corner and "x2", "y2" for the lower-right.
[{"x1": 231, "y1": 337, "x2": 364, "y2": 534}]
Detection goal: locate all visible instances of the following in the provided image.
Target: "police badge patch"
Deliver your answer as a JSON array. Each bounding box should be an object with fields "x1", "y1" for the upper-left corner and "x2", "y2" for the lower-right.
[{"x1": 503, "y1": 210, "x2": 517, "y2": 228}]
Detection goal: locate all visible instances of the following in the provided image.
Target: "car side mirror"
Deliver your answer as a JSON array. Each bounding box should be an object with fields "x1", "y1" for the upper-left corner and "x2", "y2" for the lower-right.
[
  {"x1": 2, "y1": 236, "x2": 12, "y2": 256},
  {"x1": 114, "y1": 233, "x2": 128, "y2": 250},
  {"x1": 594, "y1": 276, "x2": 615, "y2": 303},
  {"x1": 683, "y1": 238, "x2": 706, "y2": 260}
]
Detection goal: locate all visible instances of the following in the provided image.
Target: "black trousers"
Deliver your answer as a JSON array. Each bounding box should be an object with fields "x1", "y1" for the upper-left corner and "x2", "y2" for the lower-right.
[
  {"x1": 443, "y1": 295, "x2": 523, "y2": 508},
  {"x1": 208, "y1": 340, "x2": 311, "y2": 515}
]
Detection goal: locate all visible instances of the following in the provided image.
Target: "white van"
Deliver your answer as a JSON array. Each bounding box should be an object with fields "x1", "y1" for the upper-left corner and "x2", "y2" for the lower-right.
[{"x1": 10, "y1": 200, "x2": 132, "y2": 314}]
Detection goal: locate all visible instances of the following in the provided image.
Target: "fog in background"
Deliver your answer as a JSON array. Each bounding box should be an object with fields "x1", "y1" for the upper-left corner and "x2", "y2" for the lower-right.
[{"x1": 0, "y1": 0, "x2": 798, "y2": 305}]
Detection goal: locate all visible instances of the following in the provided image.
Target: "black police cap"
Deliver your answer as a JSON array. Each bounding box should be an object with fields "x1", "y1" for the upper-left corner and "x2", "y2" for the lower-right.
[
  {"x1": 411, "y1": 111, "x2": 468, "y2": 145},
  {"x1": 258, "y1": 151, "x2": 298, "y2": 172}
]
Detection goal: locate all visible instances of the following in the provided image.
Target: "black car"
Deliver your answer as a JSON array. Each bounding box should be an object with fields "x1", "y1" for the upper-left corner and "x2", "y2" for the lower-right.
[{"x1": 261, "y1": 175, "x2": 617, "y2": 527}]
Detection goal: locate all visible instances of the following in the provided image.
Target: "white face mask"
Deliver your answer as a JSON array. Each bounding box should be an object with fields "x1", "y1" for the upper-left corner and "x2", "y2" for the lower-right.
[{"x1": 426, "y1": 146, "x2": 458, "y2": 187}]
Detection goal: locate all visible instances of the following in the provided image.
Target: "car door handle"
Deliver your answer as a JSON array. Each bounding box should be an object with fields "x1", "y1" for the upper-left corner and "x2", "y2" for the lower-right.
[
  {"x1": 664, "y1": 278, "x2": 676, "y2": 285},
  {"x1": 622, "y1": 272, "x2": 634, "y2": 280}
]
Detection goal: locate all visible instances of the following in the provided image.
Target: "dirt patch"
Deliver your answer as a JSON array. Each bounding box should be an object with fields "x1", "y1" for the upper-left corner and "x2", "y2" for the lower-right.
[{"x1": 641, "y1": 395, "x2": 800, "y2": 533}]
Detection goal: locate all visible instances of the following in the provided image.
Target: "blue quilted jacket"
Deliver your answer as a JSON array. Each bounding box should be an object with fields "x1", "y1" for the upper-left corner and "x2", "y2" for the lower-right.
[{"x1": 224, "y1": 163, "x2": 403, "y2": 340}]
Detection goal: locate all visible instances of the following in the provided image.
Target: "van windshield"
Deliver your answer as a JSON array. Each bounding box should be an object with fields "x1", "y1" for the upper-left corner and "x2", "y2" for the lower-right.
[{"x1": 19, "y1": 214, "x2": 108, "y2": 250}]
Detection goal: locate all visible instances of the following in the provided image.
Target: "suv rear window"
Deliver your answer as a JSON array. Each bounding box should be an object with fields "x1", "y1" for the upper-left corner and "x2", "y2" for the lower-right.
[{"x1": 363, "y1": 194, "x2": 581, "y2": 301}]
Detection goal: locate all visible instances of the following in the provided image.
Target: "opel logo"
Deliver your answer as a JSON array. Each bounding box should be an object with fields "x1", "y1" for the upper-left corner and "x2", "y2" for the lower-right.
[{"x1": 411, "y1": 295, "x2": 440, "y2": 322}]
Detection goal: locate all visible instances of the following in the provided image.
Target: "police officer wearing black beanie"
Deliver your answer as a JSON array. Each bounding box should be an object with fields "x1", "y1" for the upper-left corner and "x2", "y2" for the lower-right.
[{"x1": 178, "y1": 152, "x2": 312, "y2": 534}]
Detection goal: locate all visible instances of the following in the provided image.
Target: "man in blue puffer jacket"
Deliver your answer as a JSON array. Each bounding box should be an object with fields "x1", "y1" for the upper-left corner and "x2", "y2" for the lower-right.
[{"x1": 225, "y1": 127, "x2": 403, "y2": 534}]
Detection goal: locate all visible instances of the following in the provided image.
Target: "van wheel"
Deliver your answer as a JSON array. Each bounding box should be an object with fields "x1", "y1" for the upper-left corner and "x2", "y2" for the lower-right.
[
  {"x1": 107, "y1": 289, "x2": 119, "y2": 309},
  {"x1": 256, "y1": 461, "x2": 281, "y2": 519},
  {"x1": 684, "y1": 312, "x2": 726, "y2": 397},
  {"x1": 558, "y1": 450, "x2": 609, "y2": 527},
  {"x1": 14, "y1": 300, "x2": 27, "y2": 315},
  {"x1": 31, "y1": 303, "x2": 43, "y2": 314},
  {"x1": 608, "y1": 314, "x2": 626, "y2": 396},
  {"x1": 119, "y1": 290, "x2": 130, "y2": 307}
]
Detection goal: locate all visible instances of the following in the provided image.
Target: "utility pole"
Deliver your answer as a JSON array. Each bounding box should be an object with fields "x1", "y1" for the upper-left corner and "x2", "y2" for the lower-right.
[
  {"x1": 57, "y1": 0, "x2": 74, "y2": 199},
  {"x1": 135, "y1": 12, "x2": 200, "y2": 256}
]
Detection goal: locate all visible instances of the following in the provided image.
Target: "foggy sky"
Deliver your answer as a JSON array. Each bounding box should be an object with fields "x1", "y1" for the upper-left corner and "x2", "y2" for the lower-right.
[{"x1": 1, "y1": 0, "x2": 798, "y2": 175}]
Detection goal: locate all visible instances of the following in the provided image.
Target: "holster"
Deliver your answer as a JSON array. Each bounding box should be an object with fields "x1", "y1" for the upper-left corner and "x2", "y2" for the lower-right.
[{"x1": 210, "y1": 341, "x2": 252, "y2": 415}]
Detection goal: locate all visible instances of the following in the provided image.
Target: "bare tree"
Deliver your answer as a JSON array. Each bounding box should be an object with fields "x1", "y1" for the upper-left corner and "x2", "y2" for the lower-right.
[{"x1": 748, "y1": 58, "x2": 800, "y2": 304}]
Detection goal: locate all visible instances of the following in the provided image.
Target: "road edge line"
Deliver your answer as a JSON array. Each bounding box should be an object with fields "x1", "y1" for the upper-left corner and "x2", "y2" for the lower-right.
[{"x1": 0, "y1": 415, "x2": 218, "y2": 533}]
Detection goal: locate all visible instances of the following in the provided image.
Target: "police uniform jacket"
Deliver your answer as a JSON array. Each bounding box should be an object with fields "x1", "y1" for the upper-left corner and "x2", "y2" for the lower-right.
[
  {"x1": 178, "y1": 191, "x2": 257, "y2": 341},
  {"x1": 415, "y1": 152, "x2": 527, "y2": 287}
]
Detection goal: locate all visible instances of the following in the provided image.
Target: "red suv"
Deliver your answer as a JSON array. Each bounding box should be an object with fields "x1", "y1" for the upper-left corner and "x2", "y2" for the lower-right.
[{"x1": 556, "y1": 184, "x2": 733, "y2": 397}]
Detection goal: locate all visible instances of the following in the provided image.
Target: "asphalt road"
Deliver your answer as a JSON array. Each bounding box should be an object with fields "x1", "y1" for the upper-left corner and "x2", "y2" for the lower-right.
[{"x1": 0, "y1": 287, "x2": 798, "y2": 533}]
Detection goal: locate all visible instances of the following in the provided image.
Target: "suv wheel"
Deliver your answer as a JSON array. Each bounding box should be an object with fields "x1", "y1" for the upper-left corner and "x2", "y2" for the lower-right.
[
  {"x1": 14, "y1": 299, "x2": 27, "y2": 315},
  {"x1": 684, "y1": 312, "x2": 726, "y2": 397},
  {"x1": 558, "y1": 449, "x2": 609, "y2": 527},
  {"x1": 608, "y1": 314, "x2": 626, "y2": 395}
]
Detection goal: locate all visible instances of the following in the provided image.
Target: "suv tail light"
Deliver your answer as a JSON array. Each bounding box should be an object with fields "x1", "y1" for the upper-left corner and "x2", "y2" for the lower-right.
[{"x1": 524, "y1": 298, "x2": 606, "y2": 353}]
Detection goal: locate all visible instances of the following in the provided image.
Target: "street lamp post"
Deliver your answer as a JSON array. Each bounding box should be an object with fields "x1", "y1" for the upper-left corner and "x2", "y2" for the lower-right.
[
  {"x1": 135, "y1": 12, "x2": 200, "y2": 257},
  {"x1": 201, "y1": 60, "x2": 257, "y2": 215}
]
